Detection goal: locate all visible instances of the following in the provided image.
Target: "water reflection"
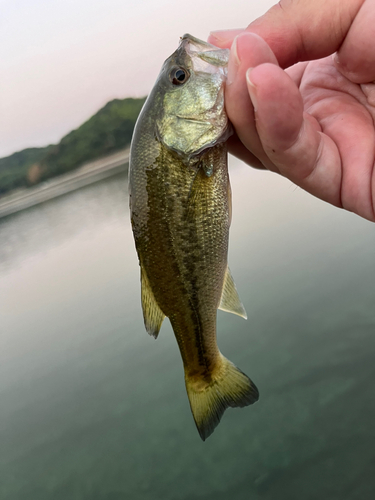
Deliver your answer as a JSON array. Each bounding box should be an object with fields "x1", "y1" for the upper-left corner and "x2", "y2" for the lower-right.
[
  {"x1": 0, "y1": 172, "x2": 128, "y2": 275},
  {"x1": 0, "y1": 160, "x2": 374, "y2": 499}
]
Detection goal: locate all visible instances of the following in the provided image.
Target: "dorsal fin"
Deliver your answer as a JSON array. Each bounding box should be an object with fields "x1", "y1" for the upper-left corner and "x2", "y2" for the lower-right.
[
  {"x1": 218, "y1": 267, "x2": 247, "y2": 319},
  {"x1": 141, "y1": 266, "x2": 165, "y2": 338}
]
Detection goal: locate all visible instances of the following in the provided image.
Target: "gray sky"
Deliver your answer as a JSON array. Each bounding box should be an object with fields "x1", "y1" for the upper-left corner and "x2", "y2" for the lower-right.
[{"x1": 0, "y1": 0, "x2": 275, "y2": 158}]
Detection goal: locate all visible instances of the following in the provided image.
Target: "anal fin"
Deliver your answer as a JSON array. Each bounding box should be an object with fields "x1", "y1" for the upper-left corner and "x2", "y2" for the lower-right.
[
  {"x1": 141, "y1": 267, "x2": 165, "y2": 338},
  {"x1": 219, "y1": 267, "x2": 247, "y2": 319}
]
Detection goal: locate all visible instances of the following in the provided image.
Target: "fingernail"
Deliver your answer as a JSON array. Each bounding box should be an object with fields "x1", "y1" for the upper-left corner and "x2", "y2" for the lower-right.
[
  {"x1": 333, "y1": 53, "x2": 340, "y2": 67},
  {"x1": 246, "y1": 68, "x2": 258, "y2": 111},
  {"x1": 227, "y1": 36, "x2": 241, "y2": 86},
  {"x1": 333, "y1": 53, "x2": 348, "y2": 76}
]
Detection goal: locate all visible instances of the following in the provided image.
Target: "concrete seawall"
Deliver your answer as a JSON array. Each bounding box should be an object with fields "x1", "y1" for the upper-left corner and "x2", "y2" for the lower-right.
[{"x1": 0, "y1": 148, "x2": 130, "y2": 219}]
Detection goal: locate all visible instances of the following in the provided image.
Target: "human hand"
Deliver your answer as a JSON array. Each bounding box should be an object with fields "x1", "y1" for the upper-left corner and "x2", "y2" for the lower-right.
[{"x1": 209, "y1": 0, "x2": 375, "y2": 222}]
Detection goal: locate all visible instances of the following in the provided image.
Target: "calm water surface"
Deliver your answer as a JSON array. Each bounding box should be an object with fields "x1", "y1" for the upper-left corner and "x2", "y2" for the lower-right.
[{"x1": 1, "y1": 158, "x2": 374, "y2": 499}]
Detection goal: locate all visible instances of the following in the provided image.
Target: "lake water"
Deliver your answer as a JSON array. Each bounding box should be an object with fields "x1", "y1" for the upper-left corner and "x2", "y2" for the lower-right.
[{"x1": 1, "y1": 158, "x2": 374, "y2": 499}]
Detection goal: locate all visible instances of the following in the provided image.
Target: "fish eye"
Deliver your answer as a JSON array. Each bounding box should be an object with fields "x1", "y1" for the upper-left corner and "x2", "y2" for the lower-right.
[{"x1": 170, "y1": 67, "x2": 189, "y2": 85}]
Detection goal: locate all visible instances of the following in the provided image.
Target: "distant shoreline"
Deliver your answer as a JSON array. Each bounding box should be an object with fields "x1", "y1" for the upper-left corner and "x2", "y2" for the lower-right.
[{"x1": 0, "y1": 148, "x2": 129, "y2": 219}]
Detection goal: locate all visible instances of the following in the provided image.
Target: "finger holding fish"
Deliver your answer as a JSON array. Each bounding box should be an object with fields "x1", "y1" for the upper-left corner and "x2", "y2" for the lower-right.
[{"x1": 225, "y1": 32, "x2": 279, "y2": 171}]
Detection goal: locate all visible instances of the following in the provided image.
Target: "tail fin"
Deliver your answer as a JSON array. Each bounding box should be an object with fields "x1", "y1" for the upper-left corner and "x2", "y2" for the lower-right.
[{"x1": 185, "y1": 355, "x2": 259, "y2": 441}]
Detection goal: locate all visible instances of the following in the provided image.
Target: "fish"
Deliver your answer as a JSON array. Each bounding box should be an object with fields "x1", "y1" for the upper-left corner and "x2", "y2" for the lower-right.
[{"x1": 129, "y1": 34, "x2": 259, "y2": 440}]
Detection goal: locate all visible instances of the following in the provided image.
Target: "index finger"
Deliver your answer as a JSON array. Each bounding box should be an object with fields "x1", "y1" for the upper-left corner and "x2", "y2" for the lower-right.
[{"x1": 209, "y1": 0, "x2": 364, "y2": 69}]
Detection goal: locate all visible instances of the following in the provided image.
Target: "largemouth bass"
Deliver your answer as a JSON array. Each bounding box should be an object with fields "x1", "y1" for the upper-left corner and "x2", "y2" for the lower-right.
[{"x1": 129, "y1": 34, "x2": 259, "y2": 440}]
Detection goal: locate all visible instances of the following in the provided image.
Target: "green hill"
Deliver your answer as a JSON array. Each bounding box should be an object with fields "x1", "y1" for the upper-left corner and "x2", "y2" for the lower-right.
[
  {"x1": 0, "y1": 146, "x2": 52, "y2": 194},
  {"x1": 0, "y1": 96, "x2": 146, "y2": 196}
]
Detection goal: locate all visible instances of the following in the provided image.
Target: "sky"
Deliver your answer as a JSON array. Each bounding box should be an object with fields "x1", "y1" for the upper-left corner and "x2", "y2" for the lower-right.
[{"x1": 0, "y1": 0, "x2": 276, "y2": 158}]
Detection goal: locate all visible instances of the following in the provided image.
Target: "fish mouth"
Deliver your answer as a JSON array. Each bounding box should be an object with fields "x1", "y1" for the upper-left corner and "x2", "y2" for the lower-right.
[
  {"x1": 179, "y1": 33, "x2": 230, "y2": 68},
  {"x1": 180, "y1": 33, "x2": 217, "y2": 50}
]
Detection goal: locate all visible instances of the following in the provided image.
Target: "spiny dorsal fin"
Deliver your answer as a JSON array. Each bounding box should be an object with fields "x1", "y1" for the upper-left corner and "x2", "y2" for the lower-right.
[
  {"x1": 141, "y1": 267, "x2": 165, "y2": 338},
  {"x1": 219, "y1": 267, "x2": 247, "y2": 319}
]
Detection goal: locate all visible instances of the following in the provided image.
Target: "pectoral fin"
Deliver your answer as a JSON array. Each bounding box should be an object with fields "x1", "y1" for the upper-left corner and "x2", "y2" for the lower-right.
[
  {"x1": 141, "y1": 267, "x2": 165, "y2": 338},
  {"x1": 219, "y1": 267, "x2": 247, "y2": 319}
]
